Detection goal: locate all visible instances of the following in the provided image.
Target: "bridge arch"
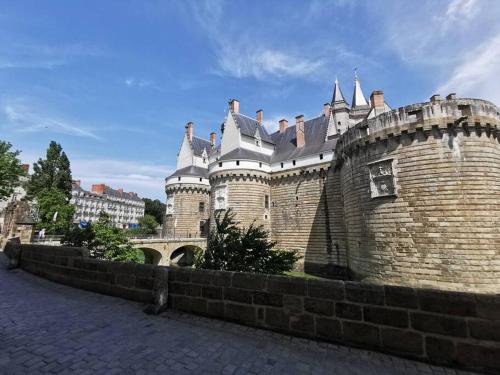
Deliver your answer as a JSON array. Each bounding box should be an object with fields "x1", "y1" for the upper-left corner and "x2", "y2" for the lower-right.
[
  {"x1": 169, "y1": 245, "x2": 203, "y2": 267},
  {"x1": 138, "y1": 247, "x2": 163, "y2": 265}
]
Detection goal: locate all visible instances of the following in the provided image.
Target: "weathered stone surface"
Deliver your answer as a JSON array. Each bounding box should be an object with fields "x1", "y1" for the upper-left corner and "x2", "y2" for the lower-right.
[
  {"x1": 224, "y1": 287, "x2": 253, "y2": 304},
  {"x1": 364, "y1": 306, "x2": 409, "y2": 328},
  {"x1": 381, "y1": 328, "x2": 423, "y2": 356},
  {"x1": 232, "y1": 272, "x2": 266, "y2": 290},
  {"x1": 411, "y1": 312, "x2": 467, "y2": 337},
  {"x1": 335, "y1": 302, "x2": 362, "y2": 320},
  {"x1": 384, "y1": 285, "x2": 418, "y2": 309},
  {"x1": 475, "y1": 294, "x2": 500, "y2": 320},
  {"x1": 468, "y1": 319, "x2": 500, "y2": 341},
  {"x1": 225, "y1": 303, "x2": 256, "y2": 323},
  {"x1": 283, "y1": 295, "x2": 303, "y2": 314},
  {"x1": 315, "y1": 317, "x2": 342, "y2": 340},
  {"x1": 418, "y1": 290, "x2": 476, "y2": 317},
  {"x1": 202, "y1": 286, "x2": 223, "y2": 300},
  {"x1": 343, "y1": 321, "x2": 380, "y2": 348},
  {"x1": 265, "y1": 308, "x2": 289, "y2": 330},
  {"x1": 345, "y1": 282, "x2": 385, "y2": 305},
  {"x1": 290, "y1": 314, "x2": 314, "y2": 333},
  {"x1": 307, "y1": 279, "x2": 345, "y2": 300},
  {"x1": 425, "y1": 336, "x2": 456, "y2": 364},
  {"x1": 268, "y1": 275, "x2": 306, "y2": 295},
  {"x1": 253, "y1": 291, "x2": 283, "y2": 307},
  {"x1": 304, "y1": 298, "x2": 334, "y2": 316},
  {"x1": 456, "y1": 342, "x2": 500, "y2": 372}
]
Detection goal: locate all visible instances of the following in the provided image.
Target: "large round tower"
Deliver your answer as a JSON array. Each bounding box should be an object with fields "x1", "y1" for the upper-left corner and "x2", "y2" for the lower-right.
[{"x1": 336, "y1": 94, "x2": 500, "y2": 291}]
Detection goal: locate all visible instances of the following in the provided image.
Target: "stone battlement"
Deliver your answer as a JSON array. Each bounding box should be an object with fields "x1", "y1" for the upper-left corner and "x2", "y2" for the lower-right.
[{"x1": 338, "y1": 97, "x2": 500, "y2": 154}]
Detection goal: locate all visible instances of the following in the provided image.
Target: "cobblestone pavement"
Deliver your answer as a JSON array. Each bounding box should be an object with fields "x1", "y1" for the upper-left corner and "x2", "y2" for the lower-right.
[{"x1": 0, "y1": 258, "x2": 476, "y2": 374}]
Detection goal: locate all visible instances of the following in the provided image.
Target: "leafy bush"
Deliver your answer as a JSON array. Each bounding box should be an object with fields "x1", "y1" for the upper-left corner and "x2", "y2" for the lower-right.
[{"x1": 198, "y1": 209, "x2": 300, "y2": 274}]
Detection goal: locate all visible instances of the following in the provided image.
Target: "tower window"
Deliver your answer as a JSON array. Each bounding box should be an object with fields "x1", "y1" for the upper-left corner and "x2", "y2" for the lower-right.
[
  {"x1": 264, "y1": 195, "x2": 269, "y2": 209},
  {"x1": 219, "y1": 162, "x2": 222, "y2": 167},
  {"x1": 281, "y1": 162, "x2": 284, "y2": 168},
  {"x1": 319, "y1": 154, "x2": 323, "y2": 160},
  {"x1": 293, "y1": 160, "x2": 296, "y2": 166},
  {"x1": 236, "y1": 160, "x2": 240, "y2": 166},
  {"x1": 199, "y1": 202, "x2": 205, "y2": 213},
  {"x1": 199, "y1": 177, "x2": 202, "y2": 182},
  {"x1": 178, "y1": 177, "x2": 181, "y2": 181},
  {"x1": 259, "y1": 162, "x2": 262, "y2": 168}
]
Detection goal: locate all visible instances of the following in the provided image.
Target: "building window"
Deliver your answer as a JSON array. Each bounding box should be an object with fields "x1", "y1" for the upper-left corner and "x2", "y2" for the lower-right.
[
  {"x1": 292, "y1": 160, "x2": 296, "y2": 166},
  {"x1": 259, "y1": 162, "x2": 262, "y2": 168},
  {"x1": 368, "y1": 159, "x2": 396, "y2": 198},
  {"x1": 319, "y1": 154, "x2": 323, "y2": 160},
  {"x1": 214, "y1": 185, "x2": 227, "y2": 210},
  {"x1": 264, "y1": 195, "x2": 269, "y2": 209},
  {"x1": 281, "y1": 162, "x2": 284, "y2": 168},
  {"x1": 256, "y1": 140, "x2": 260, "y2": 147},
  {"x1": 236, "y1": 160, "x2": 240, "y2": 166},
  {"x1": 178, "y1": 177, "x2": 181, "y2": 181},
  {"x1": 199, "y1": 177, "x2": 202, "y2": 182},
  {"x1": 199, "y1": 202, "x2": 205, "y2": 213},
  {"x1": 166, "y1": 194, "x2": 174, "y2": 215},
  {"x1": 219, "y1": 162, "x2": 222, "y2": 167}
]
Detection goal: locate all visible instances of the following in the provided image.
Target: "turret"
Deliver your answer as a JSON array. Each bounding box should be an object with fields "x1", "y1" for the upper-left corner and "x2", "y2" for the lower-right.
[{"x1": 327, "y1": 78, "x2": 350, "y2": 137}]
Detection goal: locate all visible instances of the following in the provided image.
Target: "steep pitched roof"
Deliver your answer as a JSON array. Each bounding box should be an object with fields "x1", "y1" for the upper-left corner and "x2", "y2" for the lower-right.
[
  {"x1": 190, "y1": 136, "x2": 211, "y2": 157},
  {"x1": 218, "y1": 148, "x2": 271, "y2": 163},
  {"x1": 103, "y1": 186, "x2": 143, "y2": 202},
  {"x1": 352, "y1": 77, "x2": 369, "y2": 108},
  {"x1": 233, "y1": 113, "x2": 275, "y2": 144},
  {"x1": 167, "y1": 165, "x2": 209, "y2": 179},
  {"x1": 270, "y1": 114, "x2": 337, "y2": 163}
]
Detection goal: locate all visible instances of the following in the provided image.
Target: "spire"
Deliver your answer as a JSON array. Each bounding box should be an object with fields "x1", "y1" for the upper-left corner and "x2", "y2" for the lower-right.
[
  {"x1": 351, "y1": 69, "x2": 369, "y2": 108},
  {"x1": 331, "y1": 78, "x2": 349, "y2": 111}
]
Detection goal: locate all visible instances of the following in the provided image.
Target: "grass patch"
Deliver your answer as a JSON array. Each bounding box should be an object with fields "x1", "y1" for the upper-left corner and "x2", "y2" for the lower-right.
[{"x1": 284, "y1": 271, "x2": 322, "y2": 280}]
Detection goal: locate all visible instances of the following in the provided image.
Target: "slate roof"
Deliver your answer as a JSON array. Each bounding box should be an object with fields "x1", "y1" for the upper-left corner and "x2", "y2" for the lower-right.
[
  {"x1": 233, "y1": 114, "x2": 274, "y2": 144},
  {"x1": 218, "y1": 148, "x2": 271, "y2": 163},
  {"x1": 103, "y1": 186, "x2": 143, "y2": 202},
  {"x1": 167, "y1": 165, "x2": 209, "y2": 179},
  {"x1": 191, "y1": 136, "x2": 211, "y2": 157},
  {"x1": 270, "y1": 114, "x2": 338, "y2": 163}
]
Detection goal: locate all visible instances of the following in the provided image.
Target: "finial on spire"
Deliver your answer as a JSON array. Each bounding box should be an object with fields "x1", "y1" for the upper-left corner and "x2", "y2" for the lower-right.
[
  {"x1": 352, "y1": 70, "x2": 369, "y2": 108},
  {"x1": 354, "y1": 67, "x2": 358, "y2": 81}
]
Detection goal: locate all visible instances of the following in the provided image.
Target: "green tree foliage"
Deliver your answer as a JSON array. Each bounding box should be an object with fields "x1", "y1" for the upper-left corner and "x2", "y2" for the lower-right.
[
  {"x1": 142, "y1": 198, "x2": 166, "y2": 224},
  {"x1": 36, "y1": 188, "x2": 75, "y2": 234},
  {"x1": 127, "y1": 215, "x2": 159, "y2": 237},
  {"x1": 62, "y1": 212, "x2": 142, "y2": 263},
  {"x1": 28, "y1": 141, "x2": 73, "y2": 200},
  {"x1": 0, "y1": 141, "x2": 25, "y2": 199},
  {"x1": 198, "y1": 209, "x2": 300, "y2": 274}
]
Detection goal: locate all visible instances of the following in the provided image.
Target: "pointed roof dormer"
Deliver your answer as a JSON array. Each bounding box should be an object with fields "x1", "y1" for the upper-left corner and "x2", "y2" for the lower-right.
[
  {"x1": 351, "y1": 70, "x2": 369, "y2": 109},
  {"x1": 331, "y1": 78, "x2": 349, "y2": 111}
]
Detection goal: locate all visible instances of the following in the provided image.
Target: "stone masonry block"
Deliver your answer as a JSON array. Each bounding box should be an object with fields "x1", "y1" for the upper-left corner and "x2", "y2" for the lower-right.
[
  {"x1": 364, "y1": 306, "x2": 409, "y2": 328},
  {"x1": 411, "y1": 312, "x2": 467, "y2": 337},
  {"x1": 202, "y1": 286, "x2": 223, "y2": 300},
  {"x1": 290, "y1": 314, "x2": 314, "y2": 333},
  {"x1": 418, "y1": 290, "x2": 476, "y2": 317},
  {"x1": 232, "y1": 272, "x2": 266, "y2": 290},
  {"x1": 425, "y1": 336, "x2": 456, "y2": 364},
  {"x1": 307, "y1": 279, "x2": 345, "y2": 301},
  {"x1": 170, "y1": 295, "x2": 191, "y2": 312},
  {"x1": 384, "y1": 285, "x2": 418, "y2": 309},
  {"x1": 304, "y1": 298, "x2": 334, "y2": 316},
  {"x1": 135, "y1": 277, "x2": 154, "y2": 291},
  {"x1": 135, "y1": 264, "x2": 154, "y2": 278},
  {"x1": 224, "y1": 287, "x2": 253, "y2": 304},
  {"x1": 268, "y1": 276, "x2": 306, "y2": 296},
  {"x1": 468, "y1": 319, "x2": 500, "y2": 341},
  {"x1": 207, "y1": 301, "x2": 224, "y2": 318},
  {"x1": 169, "y1": 282, "x2": 187, "y2": 295},
  {"x1": 265, "y1": 308, "x2": 289, "y2": 329},
  {"x1": 169, "y1": 268, "x2": 192, "y2": 283},
  {"x1": 283, "y1": 295, "x2": 303, "y2": 314},
  {"x1": 225, "y1": 303, "x2": 256, "y2": 324},
  {"x1": 191, "y1": 270, "x2": 214, "y2": 285},
  {"x1": 475, "y1": 294, "x2": 500, "y2": 320},
  {"x1": 342, "y1": 321, "x2": 380, "y2": 348},
  {"x1": 186, "y1": 284, "x2": 202, "y2": 297},
  {"x1": 212, "y1": 271, "x2": 233, "y2": 287},
  {"x1": 115, "y1": 274, "x2": 135, "y2": 289},
  {"x1": 345, "y1": 282, "x2": 385, "y2": 305},
  {"x1": 456, "y1": 342, "x2": 500, "y2": 373},
  {"x1": 315, "y1": 317, "x2": 341, "y2": 341},
  {"x1": 190, "y1": 298, "x2": 208, "y2": 315},
  {"x1": 381, "y1": 328, "x2": 423, "y2": 356},
  {"x1": 253, "y1": 292, "x2": 283, "y2": 307},
  {"x1": 335, "y1": 302, "x2": 362, "y2": 321}
]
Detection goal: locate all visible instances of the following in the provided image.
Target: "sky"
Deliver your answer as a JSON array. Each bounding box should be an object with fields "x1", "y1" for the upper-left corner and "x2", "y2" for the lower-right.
[{"x1": 1, "y1": 0, "x2": 499, "y2": 200}]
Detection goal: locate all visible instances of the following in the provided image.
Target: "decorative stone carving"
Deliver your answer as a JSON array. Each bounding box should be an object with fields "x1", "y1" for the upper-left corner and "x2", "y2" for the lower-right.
[{"x1": 368, "y1": 159, "x2": 396, "y2": 198}]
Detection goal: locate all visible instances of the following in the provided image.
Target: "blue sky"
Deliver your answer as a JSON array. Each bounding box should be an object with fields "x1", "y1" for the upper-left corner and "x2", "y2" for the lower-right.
[{"x1": 1, "y1": 0, "x2": 499, "y2": 200}]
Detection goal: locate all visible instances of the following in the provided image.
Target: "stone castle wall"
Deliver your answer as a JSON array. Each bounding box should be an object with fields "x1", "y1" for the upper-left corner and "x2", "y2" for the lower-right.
[
  {"x1": 269, "y1": 166, "x2": 348, "y2": 277},
  {"x1": 337, "y1": 99, "x2": 500, "y2": 292},
  {"x1": 209, "y1": 170, "x2": 271, "y2": 231},
  {"x1": 164, "y1": 185, "x2": 210, "y2": 238}
]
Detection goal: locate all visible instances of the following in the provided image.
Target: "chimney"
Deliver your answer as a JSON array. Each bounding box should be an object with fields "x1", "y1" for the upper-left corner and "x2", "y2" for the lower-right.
[
  {"x1": 279, "y1": 119, "x2": 288, "y2": 134},
  {"x1": 210, "y1": 132, "x2": 216, "y2": 147},
  {"x1": 74, "y1": 180, "x2": 81, "y2": 187},
  {"x1": 229, "y1": 99, "x2": 240, "y2": 114},
  {"x1": 430, "y1": 94, "x2": 442, "y2": 103},
  {"x1": 91, "y1": 184, "x2": 105, "y2": 194},
  {"x1": 185, "y1": 122, "x2": 193, "y2": 141},
  {"x1": 118, "y1": 188, "x2": 123, "y2": 196},
  {"x1": 21, "y1": 164, "x2": 29, "y2": 173},
  {"x1": 323, "y1": 103, "x2": 331, "y2": 117},
  {"x1": 370, "y1": 90, "x2": 385, "y2": 109},
  {"x1": 295, "y1": 115, "x2": 305, "y2": 148},
  {"x1": 446, "y1": 93, "x2": 457, "y2": 100},
  {"x1": 256, "y1": 109, "x2": 263, "y2": 124}
]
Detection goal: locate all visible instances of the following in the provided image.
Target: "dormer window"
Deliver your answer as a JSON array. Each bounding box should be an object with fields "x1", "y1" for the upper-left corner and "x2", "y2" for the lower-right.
[
  {"x1": 256, "y1": 140, "x2": 260, "y2": 147},
  {"x1": 236, "y1": 160, "x2": 240, "y2": 166}
]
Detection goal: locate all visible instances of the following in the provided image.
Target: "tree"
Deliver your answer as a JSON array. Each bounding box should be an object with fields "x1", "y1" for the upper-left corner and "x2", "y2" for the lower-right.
[
  {"x1": 143, "y1": 198, "x2": 166, "y2": 224},
  {"x1": 198, "y1": 209, "x2": 300, "y2": 274},
  {"x1": 28, "y1": 141, "x2": 72, "y2": 200},
  {"x1": 63, "y1": 212, "x2": 142, "y2": 263},
  {"x1": 138, "y1": 215, "x2": 159, "y2": 235},
  {"x1": 36, "y1": 188, "x2": 75, "y2": 234},
  {"x1": 0, "y1": 141, "x2": 25, "y2": 199}
]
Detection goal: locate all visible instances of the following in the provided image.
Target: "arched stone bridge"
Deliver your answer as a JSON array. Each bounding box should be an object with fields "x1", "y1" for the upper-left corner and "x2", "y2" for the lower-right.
[{"x1": 130, "y1": 238, "x2": 207, "y2": 266}]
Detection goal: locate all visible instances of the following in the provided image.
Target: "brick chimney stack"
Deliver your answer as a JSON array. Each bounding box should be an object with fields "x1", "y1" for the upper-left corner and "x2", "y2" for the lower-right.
[
  {"x1": 256, "y1": 109, "x2": 263, "y2": 125},
  {"x1": 295, "y1": 115, "x2": 305, "y2": 148},
  {"x1": 91, "y1": 184, "x2": 105, "y2": 194},
  {"x1": 210, "y1": 132, "x2": 216, "y2": 147},
  {"x1": 430, "y1": 94, "x2": 442, "y2": 103},
  {"x1": 185, "y1": 122, "x2": 193, "y2": 141},
  {"x1": 323, "y1": 103, "x2": 331, "y2": 117},
  {"x1": 229, "y1": 99, "x2": 240, "y2": 114},
  {"x1": 279, "y1": 119, "x2": 288, "y2": 134},
  {"x1": 370, "y1": 91, "x2": 384, "y2": 109}
]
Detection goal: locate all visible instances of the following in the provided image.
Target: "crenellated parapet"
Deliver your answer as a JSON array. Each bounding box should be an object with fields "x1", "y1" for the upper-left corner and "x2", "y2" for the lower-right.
[
  {"x1": 336, "y1": 97, "x2": 500, "y2": 157},
  {"x1": 209, "y1": 169, "x2": 271, "y2": 184},
  {"x1": 165, "y1": 183, "x2": 211, "y2": 195}
]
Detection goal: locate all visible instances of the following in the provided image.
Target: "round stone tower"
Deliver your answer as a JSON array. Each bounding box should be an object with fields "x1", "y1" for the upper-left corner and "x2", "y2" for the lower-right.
[
  {"x1": 164, "y1": 167, "x2": 210, "y2": 238},
  {"x1": 336, "y1": 94, "x2": 500, "y2": 292}
]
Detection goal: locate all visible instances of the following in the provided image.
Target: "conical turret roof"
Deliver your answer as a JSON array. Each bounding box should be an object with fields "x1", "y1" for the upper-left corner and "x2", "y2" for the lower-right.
[
  {"x1": 331, "y1": 78, "x2": 349, "y2": 111},
  {"x1": 351, "y1": 72, "x2": 369, "y2": 108}
]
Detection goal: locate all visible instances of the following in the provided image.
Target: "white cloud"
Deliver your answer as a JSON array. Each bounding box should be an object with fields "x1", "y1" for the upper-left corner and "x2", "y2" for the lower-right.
[
  {"x1": 2, "y1": 100, "x2": 101, "y2": 140},
  {"x1": 262, "y1": 114, "x2": 297, "y2": 133},
  {"x1": 71, "y1": 159, "x2": 173, "y2": 200},
  {"x1": 440, "y1": 0, "x2": 479, "y2": 32},
  {"x1": 124, "y1": 76, "x2": 163, "y2": 91},
  {"x1": 437, "y1": 32, "x2": 500, "y2": 104}
]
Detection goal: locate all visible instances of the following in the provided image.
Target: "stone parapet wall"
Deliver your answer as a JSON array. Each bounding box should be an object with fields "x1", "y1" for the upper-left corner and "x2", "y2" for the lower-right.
[{"x1": 5, "y1": 244, "x2": 500, "y2": 374}]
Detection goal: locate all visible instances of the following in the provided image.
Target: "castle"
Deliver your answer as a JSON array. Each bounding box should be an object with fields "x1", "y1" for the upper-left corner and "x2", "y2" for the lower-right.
[{"x1": 164, "y1": 75, "x2": 500, "y2": 292}]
